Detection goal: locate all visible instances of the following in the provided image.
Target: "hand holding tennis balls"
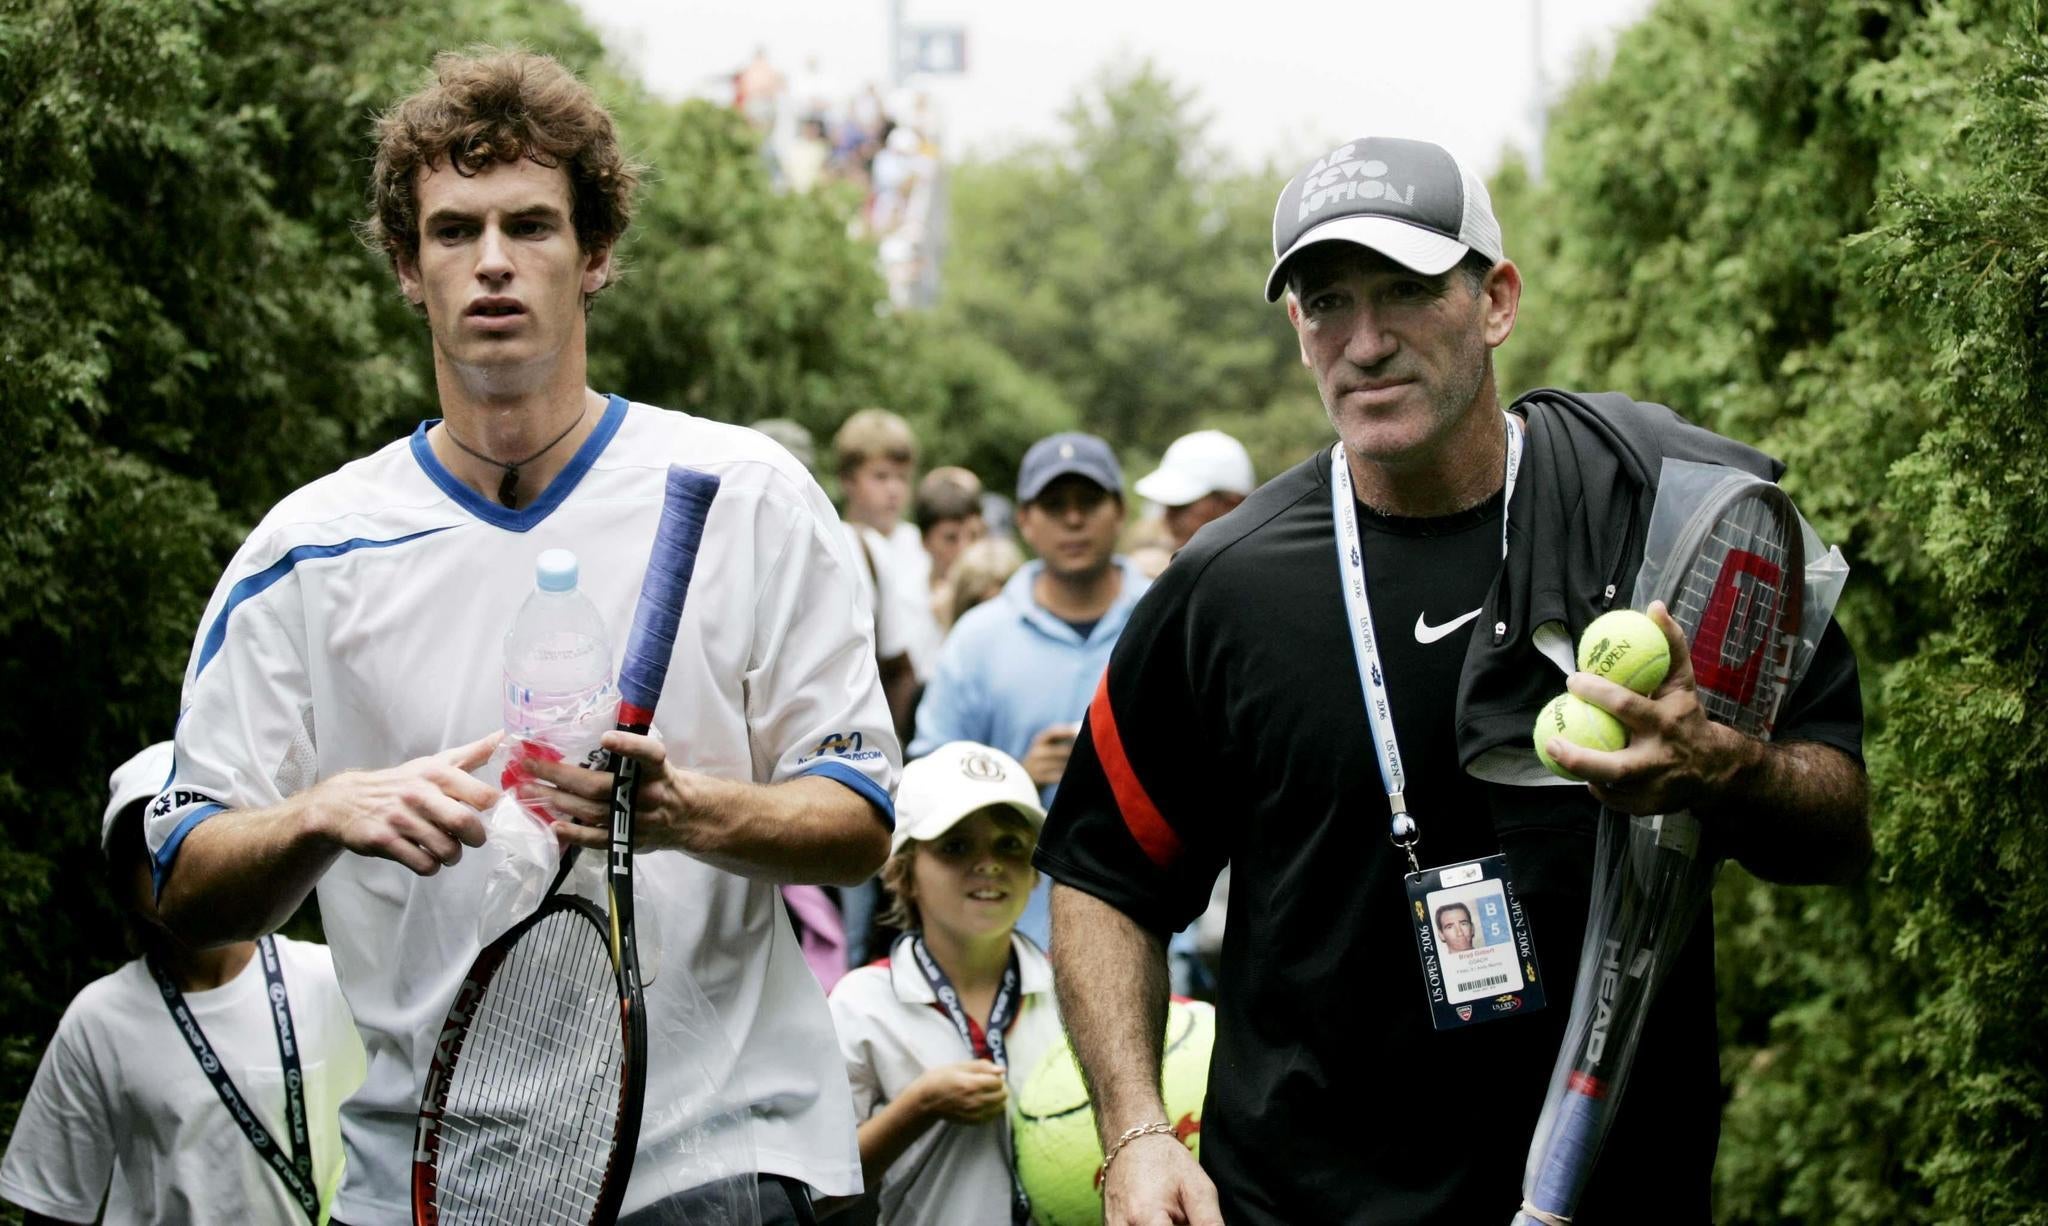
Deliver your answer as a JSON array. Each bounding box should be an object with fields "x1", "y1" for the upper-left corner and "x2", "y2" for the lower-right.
[
  {"x1": 1534, "y1": 693, "x2": 1629, "y2": 781},
  {"x1": 1576, "y1": 609, "x2": 1671, "y2": 696},
  {"x1": 1533, "y1": 610, "x2": 1674, "y2": 781}
]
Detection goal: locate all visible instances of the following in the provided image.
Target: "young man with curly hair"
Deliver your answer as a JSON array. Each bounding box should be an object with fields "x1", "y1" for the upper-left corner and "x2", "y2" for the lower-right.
[{"x1": 146, "y1": 49, "x2": 894, "y2": 1224}]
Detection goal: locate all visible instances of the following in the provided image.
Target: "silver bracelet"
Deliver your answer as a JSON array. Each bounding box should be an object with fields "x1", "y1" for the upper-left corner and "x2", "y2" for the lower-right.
[{"x1": 1097, "y1": 1121, "x2": 1178, "y2": 1187}]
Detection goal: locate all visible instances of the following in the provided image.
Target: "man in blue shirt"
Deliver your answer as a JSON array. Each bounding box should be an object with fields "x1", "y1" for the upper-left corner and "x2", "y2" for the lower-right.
[{"x1": 910, "y1": 432, "x2": 1150, "y2": 947}]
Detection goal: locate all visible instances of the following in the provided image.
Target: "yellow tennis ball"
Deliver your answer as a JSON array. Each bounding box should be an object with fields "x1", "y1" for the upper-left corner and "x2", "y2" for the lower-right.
[
  {"x1": 1577, "y1": 610, "x2": 1671, "y2": 696},
  {"x1": 1533, "y1": 693, "x2": 1628, "y2": 781}
]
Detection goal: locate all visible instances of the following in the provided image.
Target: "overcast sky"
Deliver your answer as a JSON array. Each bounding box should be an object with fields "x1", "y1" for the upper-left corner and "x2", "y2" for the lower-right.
[{"x1": 575, "y1": 0, "x2": 1654, "y2": 172}]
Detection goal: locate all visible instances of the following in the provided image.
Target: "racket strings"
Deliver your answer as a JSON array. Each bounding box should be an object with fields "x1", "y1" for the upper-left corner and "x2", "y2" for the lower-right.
[
  {"x1": 1668, "y1": 496, "x2": 1795, "y2": 737},
  {"x1": 432, "y1": 907, "x2": 625, "y2": 1223}
]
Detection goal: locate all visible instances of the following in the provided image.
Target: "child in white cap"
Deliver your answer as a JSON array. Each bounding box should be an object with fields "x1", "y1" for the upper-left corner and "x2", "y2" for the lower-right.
[{"x1": 828, "y1": 741, "x2": 1060, "y2": 1226}]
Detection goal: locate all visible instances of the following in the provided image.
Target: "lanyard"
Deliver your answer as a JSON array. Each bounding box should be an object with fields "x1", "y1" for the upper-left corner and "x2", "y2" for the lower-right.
[
  {"x1": 908, "y1": 935, "x2": 1031, "y2": 1225},
  {"x1": 148, "y1": 935, "x2": 318, "y2": 1222},
  {"x1": 1330, "y1": 412, "x2": 1523, "y2": 872}
]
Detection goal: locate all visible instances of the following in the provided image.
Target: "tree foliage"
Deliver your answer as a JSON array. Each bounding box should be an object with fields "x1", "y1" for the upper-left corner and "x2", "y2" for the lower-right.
[
  {"x1": 940, "y1": 61, "x2": 1318, "y2": 476},
  {"x1": 1495, "y1": 0, "x2": 2048, "y2": 1219}
]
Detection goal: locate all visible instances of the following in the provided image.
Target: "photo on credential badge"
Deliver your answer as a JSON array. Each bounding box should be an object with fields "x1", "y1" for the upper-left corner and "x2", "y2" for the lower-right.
[{"x1": 1426, "y1": 881, "x2": 1524, "y2": 1003}]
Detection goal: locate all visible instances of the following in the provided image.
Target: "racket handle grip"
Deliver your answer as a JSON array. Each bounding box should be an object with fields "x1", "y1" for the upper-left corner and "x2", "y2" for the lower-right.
[{"x1": 1527, "y1": 1082, "x2": 1606, "y2": 1217}]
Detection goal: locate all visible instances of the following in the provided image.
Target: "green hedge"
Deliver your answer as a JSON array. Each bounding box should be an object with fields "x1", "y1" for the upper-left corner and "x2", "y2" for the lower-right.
[{"x1": 1494, "y1": 1, "x2": 2048, "y2": 1220}]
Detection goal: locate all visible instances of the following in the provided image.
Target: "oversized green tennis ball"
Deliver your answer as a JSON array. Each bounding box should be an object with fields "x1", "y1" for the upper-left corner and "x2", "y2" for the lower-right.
[
  {"x1": 1577, "y1": 610, "x2": 1671, "y2": 696},
  {"x1": 1011, "y1": 999, "x2": 1214, "y2": 1226},
  {"x1": 1533, "y1": 693, "x2": 1628, "y2": 781}
]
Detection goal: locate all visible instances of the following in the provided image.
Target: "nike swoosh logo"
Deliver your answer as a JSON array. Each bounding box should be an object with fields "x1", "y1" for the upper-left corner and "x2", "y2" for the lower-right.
[{"x1": 1414, "y1": 608, "x2": 1483, "y2": 645}]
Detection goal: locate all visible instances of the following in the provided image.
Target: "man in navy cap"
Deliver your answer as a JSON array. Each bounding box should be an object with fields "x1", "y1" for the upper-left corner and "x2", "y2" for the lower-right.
[
  {"x1": 1035, "y1": 135, "x2": 1871, "y2": 1224},
  {"x1": 909, "y1": 432, "x2": 1151, "y2": 948}
]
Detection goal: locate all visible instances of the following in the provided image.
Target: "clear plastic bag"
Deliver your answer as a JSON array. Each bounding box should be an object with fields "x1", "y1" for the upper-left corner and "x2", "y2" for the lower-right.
[
  {"x1": 616, "y1": 870, "x2": 762, "y2": 1225},
  {"x1": 1512, "y1": 461, "x2": 1847, "y2": 1224}
]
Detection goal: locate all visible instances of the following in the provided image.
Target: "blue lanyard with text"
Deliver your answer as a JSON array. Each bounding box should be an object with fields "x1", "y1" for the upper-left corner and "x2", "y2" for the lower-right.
[
  {"x1": 148, "y1": 935, "x2": 318, "y2": 1222},
  {"x1": 908, "y1": 934, "x2": 1031, "y2": 1225},
  {"x1": 1329, "y1": 412, "x2": 1523, "y2": 872}
]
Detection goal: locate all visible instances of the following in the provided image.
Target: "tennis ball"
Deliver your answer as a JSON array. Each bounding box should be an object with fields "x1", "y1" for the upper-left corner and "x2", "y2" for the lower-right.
[
  {"x1": 1577, "y1": 610, "x2": 1671, "y2": 696},
  {"x1": 1012, "y1": 999, "x2": 1214, "y2": 1226},
  {"x1": 1533, "y1": 693, "x2": 1628, "y2": 782}
]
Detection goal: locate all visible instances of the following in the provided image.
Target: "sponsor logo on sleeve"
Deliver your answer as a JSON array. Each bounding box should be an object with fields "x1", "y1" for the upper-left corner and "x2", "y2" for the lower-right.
[{"x1": 798, "y1": 730, "x2": 885, "y2": 765}]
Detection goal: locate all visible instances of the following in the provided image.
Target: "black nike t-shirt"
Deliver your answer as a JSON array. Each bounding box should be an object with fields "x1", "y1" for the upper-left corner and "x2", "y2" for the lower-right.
[
  {"x1": 1037, "y1": 448, "x2": 1862, "y2": 1225},
  {"x1": 1353, "y1": 490, "x2": 1502, "y2": 868}
]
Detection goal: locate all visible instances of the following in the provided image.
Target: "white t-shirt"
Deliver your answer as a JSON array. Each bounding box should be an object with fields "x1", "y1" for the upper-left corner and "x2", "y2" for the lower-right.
[
  {"x1": 882, "y1": 522, "x2": 943, "y2": 679},
  {"x1": 828, "y1": 934, "x2": 1061, "y2": 1226},
  {"x1": 146, "y1": 397, "x2": 897, "y2": 1222},
  {"x1": 0, "y1": 937, "x2": 364, "y2": 1224},
  {"x1": 845, "y1": 522, "x2": 916, "y2": 663}
]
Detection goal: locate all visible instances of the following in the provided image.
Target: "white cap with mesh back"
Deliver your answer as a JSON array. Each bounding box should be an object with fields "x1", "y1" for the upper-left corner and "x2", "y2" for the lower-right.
[
  {"x1": 1264, "y1": 136, "x2": 1505, "y2": 302},
  {"x1": 103, "y1": 741, "x2": 175, "y2": 855}
]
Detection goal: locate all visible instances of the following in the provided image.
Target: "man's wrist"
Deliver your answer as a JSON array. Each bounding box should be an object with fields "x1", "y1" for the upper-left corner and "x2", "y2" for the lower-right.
[
  {"x1": 1701, "y1": 728, "x2": 1769, "y2": 850},
  {"x1": 287, "y1": 784, "x2": 339, "y2": 849},
  {"x1": 1097, "y1": 1097, "x2": 1171, "y2": 1144}
]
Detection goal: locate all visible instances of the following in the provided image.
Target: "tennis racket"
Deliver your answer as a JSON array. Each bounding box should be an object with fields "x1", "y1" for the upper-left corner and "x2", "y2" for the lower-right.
[
  {"x1": 1515, "y1": 473, "x2": 1804, "y2": 1225},
  {"x1": 414, "y1": 466, "x2": 722, "y2": 1226}
]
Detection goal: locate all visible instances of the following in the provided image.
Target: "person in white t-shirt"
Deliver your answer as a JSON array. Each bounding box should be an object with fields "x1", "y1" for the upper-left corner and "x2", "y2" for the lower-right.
[
  {"x1": 828, "y1": 741, "x2": 1061, "y2": 1226},
  {"x1": 833, "y1": 408, "x2": 944, "y2": 689},
  {"x1": 1, "y1": 742, "x2": 365, "y2": 1225},
  {"x1": 144, "y1": 49, "x2": 895, "y2": 1226}
]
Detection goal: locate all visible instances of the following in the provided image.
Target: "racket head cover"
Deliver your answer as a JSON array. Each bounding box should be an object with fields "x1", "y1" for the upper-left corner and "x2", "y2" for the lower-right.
[{"x1": 1651, "y1": 475, "x2": 1804, "y2": 738}]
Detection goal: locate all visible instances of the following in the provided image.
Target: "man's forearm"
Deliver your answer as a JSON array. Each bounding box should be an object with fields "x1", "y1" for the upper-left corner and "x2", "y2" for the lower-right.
[
  {"x1": 1049, "y1": 884, "x2": 1171, "y2": 1144},
  {"x1": 1709, "y1": 739, "x2": 1872, "y2": 885},
  {"x1": 157, "y1": 796, "x2": 340, "y2": 947},
  {"x1": 676, "y1": 774, "x2": 890, "y2": 886}
]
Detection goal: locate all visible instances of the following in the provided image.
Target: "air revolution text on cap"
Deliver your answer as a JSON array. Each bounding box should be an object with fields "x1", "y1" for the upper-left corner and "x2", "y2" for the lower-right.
[{"x1": 1264, "y1": 136, "x2": 1505, "y2": 301}]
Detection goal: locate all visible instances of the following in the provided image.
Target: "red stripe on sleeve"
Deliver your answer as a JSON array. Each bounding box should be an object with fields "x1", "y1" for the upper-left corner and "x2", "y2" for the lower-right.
[{"x1": 1088, "y1": 674, "x2": 1183, "y2": 869}]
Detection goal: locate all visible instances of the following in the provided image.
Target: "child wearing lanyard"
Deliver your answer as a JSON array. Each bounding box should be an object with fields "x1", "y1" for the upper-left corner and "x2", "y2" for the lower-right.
[
  {"x1": 1, "y1": 743, "x2": 365, "y2": 1225},
  {"x1": 828, "y1": 741, "x2": 1061, "y2": 1226}
]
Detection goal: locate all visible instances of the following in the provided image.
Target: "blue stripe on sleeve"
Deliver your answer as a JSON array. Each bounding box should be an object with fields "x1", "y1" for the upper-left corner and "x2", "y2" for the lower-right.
[
  {"x1": 798, "y1": 760, "x2": 896, "y2": 829},
  {"x1": 194, "y1": 527, "x2": 451, "y2": 678},
  {"x1": 151, "y1": 802, "x2": 225, "y2": 898}
]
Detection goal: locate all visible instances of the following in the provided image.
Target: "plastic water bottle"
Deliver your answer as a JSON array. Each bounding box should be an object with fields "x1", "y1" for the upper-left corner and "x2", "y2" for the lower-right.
[{"x1": 502, "y1": 549, "x2": 618, "y2": 822}]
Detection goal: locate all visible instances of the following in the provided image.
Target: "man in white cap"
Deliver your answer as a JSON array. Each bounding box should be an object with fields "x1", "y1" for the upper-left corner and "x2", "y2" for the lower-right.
[
  {"x1": 1, "y1": 744, "x2": 364, "y2": 1224},
  {"x1": 1133, "y1": 430, "x2": 1255, "y2": 552},
  {"x1": 1036, "y1": 135, "x2": 1871, "y2": 1224}
]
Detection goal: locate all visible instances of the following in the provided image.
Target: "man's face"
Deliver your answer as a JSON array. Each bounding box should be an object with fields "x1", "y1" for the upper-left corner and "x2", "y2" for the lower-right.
[
  {"x1": 1163, "y1": 491, "x2": 1243, "y2": 551},
  {"x1": 922, "y1": 513, "x2": 983, "y2": 581},
  {"x1": 844, "y1": 457, "x2": 913, "y2": 529},
  {"x1": 1287, "y1": 247, "x2": 1519, "y2": 473},
  {"x1": 1438, "y1": 906, "x2": 1475, "y2": 953},
  {"x1": 396, "y1": 157, "x2": 609, "y2": 394},
  {"x1": 1018, "y1": 476, "x2": 1121, "y2": 582}
]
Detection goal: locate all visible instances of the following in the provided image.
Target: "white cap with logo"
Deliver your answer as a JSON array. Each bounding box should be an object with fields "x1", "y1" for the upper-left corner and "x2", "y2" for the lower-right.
[
  {"x1": 892, "y1": 741, "x2": 1047, "y2": 855},
  {"x1": 1264, "y1": 135, "x2": 1505, "y2": 302},
  {"x1": 1134, "y1": 430, "x2": 1256, "y2": 508},
  {"x1": 103, "y1": 741, "x2": 174, "y2": 855}
]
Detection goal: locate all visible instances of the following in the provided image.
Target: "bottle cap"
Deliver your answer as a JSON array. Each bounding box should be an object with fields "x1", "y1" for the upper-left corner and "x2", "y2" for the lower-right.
[{"x1": 535, "y1": 549, "x2": 579, "y2": 593}]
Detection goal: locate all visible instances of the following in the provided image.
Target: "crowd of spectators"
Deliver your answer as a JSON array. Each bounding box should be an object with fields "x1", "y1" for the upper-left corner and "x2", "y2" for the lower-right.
[{"x1": 730, "y1": 49, "x2": 945, "y2": 309}]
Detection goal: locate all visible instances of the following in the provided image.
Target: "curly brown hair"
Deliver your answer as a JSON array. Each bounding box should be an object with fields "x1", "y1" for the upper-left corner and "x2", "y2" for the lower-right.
[{"x1": 365, "y1": 47, "x2": 641, "y2": 300}]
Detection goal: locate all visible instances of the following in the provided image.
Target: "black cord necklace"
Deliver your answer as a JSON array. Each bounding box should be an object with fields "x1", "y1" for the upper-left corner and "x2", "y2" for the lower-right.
[{"x1": 442, "y1": 407, "x2": 586, "y2": 508}]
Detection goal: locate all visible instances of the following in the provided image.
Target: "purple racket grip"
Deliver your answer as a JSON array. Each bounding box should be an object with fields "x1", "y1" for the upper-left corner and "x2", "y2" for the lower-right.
[{"x1": 617, "y1": 467, "x2": 720, "y2": 727}]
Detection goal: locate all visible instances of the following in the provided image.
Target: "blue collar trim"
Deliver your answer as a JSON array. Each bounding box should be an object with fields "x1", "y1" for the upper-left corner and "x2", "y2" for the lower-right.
[{"x1": 410, "y1": 394, "x2": 628, "y2": 532}]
